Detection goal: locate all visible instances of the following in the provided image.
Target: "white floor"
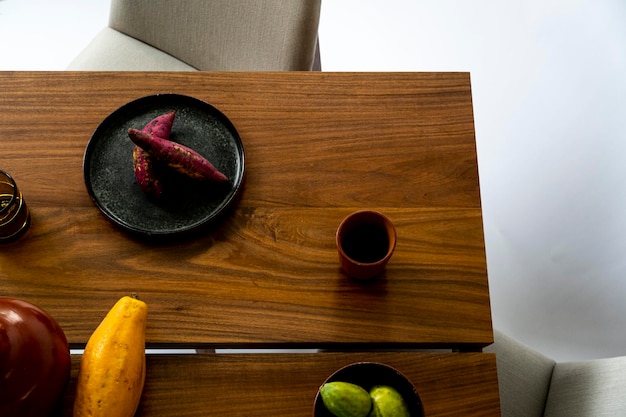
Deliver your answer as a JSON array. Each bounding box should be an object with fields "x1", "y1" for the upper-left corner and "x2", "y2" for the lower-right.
[{"x1": 2, "y1": 0, "x2": 626, "y2": 362}]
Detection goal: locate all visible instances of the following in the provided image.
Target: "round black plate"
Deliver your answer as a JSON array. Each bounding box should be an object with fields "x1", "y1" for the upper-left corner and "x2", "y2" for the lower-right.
[{"x1": 83, "y1": 94, "x2": 245, "y2": 238}]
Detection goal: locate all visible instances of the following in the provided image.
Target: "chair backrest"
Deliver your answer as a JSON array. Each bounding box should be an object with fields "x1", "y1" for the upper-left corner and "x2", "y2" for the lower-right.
[
  {"x1": 108, "y1": 0, "x2": 321, "y2": 71},
  {"x1": 543, "y1": 356, "x2": 626, "y2": 417}
]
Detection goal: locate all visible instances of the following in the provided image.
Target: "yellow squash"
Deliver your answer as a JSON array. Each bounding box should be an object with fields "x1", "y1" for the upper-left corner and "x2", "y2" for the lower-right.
[{"x1": 73, "y1": 295, "x2": 148, "y2": 417}]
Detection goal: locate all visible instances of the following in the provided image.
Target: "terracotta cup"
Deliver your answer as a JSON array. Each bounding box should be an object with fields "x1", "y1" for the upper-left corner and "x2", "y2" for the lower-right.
[{"x1": 336, "y1": 210, "x2": 396, "y2": 279}]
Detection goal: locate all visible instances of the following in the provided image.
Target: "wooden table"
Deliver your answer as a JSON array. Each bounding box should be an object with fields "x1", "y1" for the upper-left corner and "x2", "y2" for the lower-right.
[{"x1": 0, "y1": 72, "x2": 499, "y2": 416}]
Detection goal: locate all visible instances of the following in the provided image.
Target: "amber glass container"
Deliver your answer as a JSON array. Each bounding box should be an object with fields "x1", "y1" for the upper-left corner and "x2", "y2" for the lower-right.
[{"x1": 0, "y1": 170, "x2": 30, "y2": 242}]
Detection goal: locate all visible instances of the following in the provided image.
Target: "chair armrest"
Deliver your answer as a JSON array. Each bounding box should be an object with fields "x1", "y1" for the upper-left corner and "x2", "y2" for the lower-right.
[{"x1": 484, "y1": 330, "x2": 556, "y2": 417}]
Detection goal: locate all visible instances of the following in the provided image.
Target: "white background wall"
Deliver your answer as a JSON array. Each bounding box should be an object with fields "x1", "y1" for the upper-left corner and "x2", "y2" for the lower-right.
[{"x1": 1, "y1": 0, "x2": 626, "y2": 361}]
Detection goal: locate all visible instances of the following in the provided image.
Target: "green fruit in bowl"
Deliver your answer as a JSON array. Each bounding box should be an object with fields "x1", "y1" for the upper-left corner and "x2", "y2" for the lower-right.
[
  {"x1": 320, "y1": 381, "x2": 372, "y2": 417},
  {"x1": 368, "y1": 385, "x2": 410, "y2": 417}
]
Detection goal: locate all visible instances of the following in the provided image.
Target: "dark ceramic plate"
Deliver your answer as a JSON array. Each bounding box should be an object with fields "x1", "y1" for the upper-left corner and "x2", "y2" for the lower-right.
[
  {"x1": 313, "y1": 362, "x2": 424, "y2": 417},
  {"x1": 83, "y1": 94, "x2": 245, "y2": 238}
]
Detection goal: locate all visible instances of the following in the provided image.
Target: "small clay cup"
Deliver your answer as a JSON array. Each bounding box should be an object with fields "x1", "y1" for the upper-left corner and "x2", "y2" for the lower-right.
[{"x1": 336, "y1": 210, "x2": 396, "y2": 280}]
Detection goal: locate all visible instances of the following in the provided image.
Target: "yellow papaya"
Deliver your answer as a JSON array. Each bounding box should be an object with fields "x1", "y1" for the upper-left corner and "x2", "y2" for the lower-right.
[{"x1": 73, "y1": 295, "x2": 147, "y2": 417}]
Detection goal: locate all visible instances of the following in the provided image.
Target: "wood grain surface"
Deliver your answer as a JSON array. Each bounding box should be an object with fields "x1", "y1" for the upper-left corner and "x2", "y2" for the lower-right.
[
  {"x1": 0, "y1": 72, "x2": 490, "y2": 349},
  {"x1": 57, "y1": 352, "x2": 500, "y2": 417}
]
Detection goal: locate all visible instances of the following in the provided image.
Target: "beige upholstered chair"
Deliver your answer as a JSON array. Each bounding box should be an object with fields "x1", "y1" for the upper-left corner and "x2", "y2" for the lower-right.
[
  {"x1": 485, "y1": 330, "x2": 626, "y2": 417},
  {"x1": 68, "y1": 0, "x2": 321, "y2": 71}
]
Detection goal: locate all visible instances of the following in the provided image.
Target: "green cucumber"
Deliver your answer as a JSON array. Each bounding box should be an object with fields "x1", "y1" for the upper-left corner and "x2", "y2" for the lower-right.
[
  {"x1": 320, "y1": 381, "x2": 372, "y2": 417},
  {"x1": 368, "y1": 385, "x2": 410, "y2": 417}
]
